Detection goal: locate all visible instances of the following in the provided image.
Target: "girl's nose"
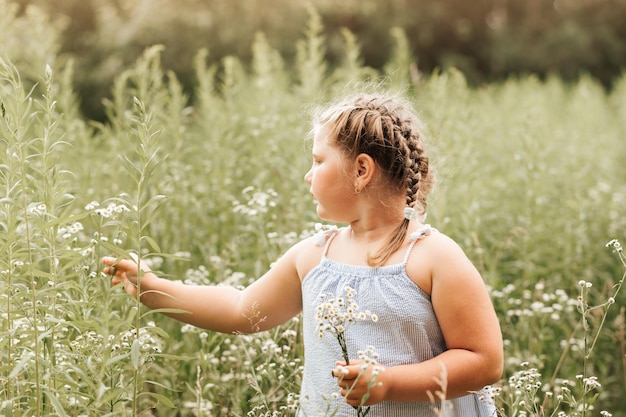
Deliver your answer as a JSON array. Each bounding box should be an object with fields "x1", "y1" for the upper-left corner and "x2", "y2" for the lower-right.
[{"x1": 304, "y1": 169, "x2": 312, "y2": 184}]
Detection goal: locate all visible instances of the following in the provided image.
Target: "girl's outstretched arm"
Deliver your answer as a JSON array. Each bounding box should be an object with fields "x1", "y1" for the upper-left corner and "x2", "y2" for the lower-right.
[{"x1": 102, "y1": 243, "x2": 304, "y2": 334}]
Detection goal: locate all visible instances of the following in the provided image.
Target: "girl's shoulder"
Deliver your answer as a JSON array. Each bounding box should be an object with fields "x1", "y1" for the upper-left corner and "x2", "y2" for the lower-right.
[
  {"x1": 288, "y1": 223, "x2": 340, "y2": 280},
  {"x1": 408, "y1": 223, "x2": 465, "y2": 252},
  {"x1": 405, "y1": 226, "x2": 477, "y2": 293}
]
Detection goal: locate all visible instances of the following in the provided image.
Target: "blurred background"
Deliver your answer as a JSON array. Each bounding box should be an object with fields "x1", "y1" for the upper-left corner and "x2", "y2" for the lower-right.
[{"x1": 8, "y1": 0, "x2": 626, "y2": 121}]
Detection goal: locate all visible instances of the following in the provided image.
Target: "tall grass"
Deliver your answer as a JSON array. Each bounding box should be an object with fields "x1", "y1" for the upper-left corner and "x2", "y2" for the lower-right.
[{"x1": 1, "y1": 5, "x2": 625, "y2": 416}]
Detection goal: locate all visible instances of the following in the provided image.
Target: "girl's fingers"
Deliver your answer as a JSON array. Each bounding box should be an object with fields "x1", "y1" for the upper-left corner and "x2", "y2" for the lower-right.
[
  {"x1": 102, "y1": 254, "x2": 149, "y2": 274},
  {"x1": 102, "y1": 257, "x2": 138, "y2": 274},
  {"x1": 101, "y1": 256, "x2": 119, "y2": 266}
]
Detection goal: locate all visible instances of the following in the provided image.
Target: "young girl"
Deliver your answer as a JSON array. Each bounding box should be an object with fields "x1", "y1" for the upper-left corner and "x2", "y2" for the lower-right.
[{"x1": 103, "y1": 92, "x2": 503, "y2": 416}]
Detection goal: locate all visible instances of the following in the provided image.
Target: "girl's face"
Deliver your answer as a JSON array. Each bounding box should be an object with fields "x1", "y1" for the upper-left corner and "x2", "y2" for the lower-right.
[{"x1": 304, "y1": 124, "x2": 357, "y2": 222}]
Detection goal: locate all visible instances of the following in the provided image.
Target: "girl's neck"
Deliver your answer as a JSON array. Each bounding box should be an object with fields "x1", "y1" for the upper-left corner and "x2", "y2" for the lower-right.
[
  {"x1": 346, "y1": 215, "x2": 407, "y2": 248},
  {"x1": 328, "y1": 220, "x2": 413, "y2": 267}
]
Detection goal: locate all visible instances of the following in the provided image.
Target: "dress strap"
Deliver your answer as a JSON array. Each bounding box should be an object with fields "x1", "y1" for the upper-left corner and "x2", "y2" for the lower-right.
[
  {"x1": 312, "y1": 223, "x2": 339, "y2": 256},
  {"x1": 402, "y1": 224, "x2": 435, "y2": 266}
]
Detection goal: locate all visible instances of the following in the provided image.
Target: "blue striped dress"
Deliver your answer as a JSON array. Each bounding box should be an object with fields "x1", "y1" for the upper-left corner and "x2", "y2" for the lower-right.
[{"x1": 298, "y1": 226, "x2": 497, "y2": 417}]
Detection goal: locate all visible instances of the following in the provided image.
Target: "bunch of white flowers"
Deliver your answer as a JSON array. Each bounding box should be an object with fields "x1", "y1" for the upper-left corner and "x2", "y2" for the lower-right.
[
  {"x1": 315, "y1": 286, "x2": 377, "y2": 364},
  {"x1": 316, "y1": 287, "x2": 380, "y2": 417}
]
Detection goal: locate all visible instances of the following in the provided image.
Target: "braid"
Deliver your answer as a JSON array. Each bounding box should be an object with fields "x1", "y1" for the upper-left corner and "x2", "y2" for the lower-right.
[
  {"x1": 364, "y1": 97, "x2": 431, "y2": 216},
  {"x1": 401, "y1": 124, "x2": 430, "y2": 217},
  {"x1": 315, "y1": 92, "x2": 435, "y2": 266}
]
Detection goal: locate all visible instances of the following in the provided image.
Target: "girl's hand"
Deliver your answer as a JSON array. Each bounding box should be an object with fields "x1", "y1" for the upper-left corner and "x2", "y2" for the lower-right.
[
  {"x1": 332, "y1": 360, "x2": 387, "y2": 407},
  {"x1": 102, "y1": 254, "x2": 153, "y2": 299}
]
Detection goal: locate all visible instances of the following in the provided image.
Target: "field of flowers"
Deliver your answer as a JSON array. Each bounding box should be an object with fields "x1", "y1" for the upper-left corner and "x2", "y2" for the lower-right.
[{"x1": 1, "y1": 5, "x2": 625, "y2": 417}]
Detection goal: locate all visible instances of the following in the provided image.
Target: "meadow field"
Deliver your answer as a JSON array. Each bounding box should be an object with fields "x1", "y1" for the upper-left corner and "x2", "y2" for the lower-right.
[{"x1": 1, "y1": 6, "x2": 625, "y2": 417}]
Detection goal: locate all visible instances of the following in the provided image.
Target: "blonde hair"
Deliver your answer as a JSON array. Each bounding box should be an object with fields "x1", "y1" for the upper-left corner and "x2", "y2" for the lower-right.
[{"x1": 314, "y1": 92, "x2": 435, "y2": 266}]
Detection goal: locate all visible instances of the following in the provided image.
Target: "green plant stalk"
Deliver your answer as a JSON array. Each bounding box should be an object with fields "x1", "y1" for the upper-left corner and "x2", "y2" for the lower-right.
[
  {"x1": 128, "y1": 96, "x2": 165, "y2": 416},
  {"x1": 572, "y1": 287, "x2": 592, "y2": 417},
  {"x1": 1, "y1": 58, "x2": 32, "y2": 412},
  {"x1": 40, "y1": 65, "x2": 62, "y2": 399},
  {"x1": 581, "y1": 244, "x2": 624, "y2": 416},
  {"x1": 243, "y1": 340, "x2": 273, "y2": 413},
  {"x1": 585, "y1": 260, "x2": 625, "y2": 359},
  {"x1": 10, "y1": 73, "x2": 47, "y2": 413},
  {"x1": 131, "y1": 107, "x2": 147, "y2": 417},
  {"x1": 5, "y1": 246, "x2": 14, "y2": 407},
  {"x1": 20, "y1": 138, "x2": 42, "y2": 414},
  {"x1": 336, "y1": 330, "x2": 350, "y2": 365},
  {"x1": 537, "y1": 243, "x2": 625, "y2": 416},
  {"x1": 195, "y1": 365, "x2": 202, "y2": 417},
  {"x1": 335, "y1": 329, "x2": 370, "y2": 417},
  {"x1": 541, "y1": 322, "x2": 581, "y2": 412}
]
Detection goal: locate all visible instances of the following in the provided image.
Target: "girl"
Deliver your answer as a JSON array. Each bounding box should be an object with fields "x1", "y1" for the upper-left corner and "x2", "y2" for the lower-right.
[{"x1": 103, "y1": 92, "x2": 503, "y2": 416}]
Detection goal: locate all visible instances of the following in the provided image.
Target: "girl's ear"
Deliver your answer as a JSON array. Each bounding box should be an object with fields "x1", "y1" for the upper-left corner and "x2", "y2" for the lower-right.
[{"x1": 354, "y1": 153, "x2": 376, "y2": 192}]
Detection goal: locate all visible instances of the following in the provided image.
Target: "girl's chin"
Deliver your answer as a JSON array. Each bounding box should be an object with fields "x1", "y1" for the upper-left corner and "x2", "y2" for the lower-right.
[
  {"x1": 315, "y1": 207, "x2": 342, "y2": 223},
  {"x1": 315, "y1": 206, "x2": 330, "y2": 220}
]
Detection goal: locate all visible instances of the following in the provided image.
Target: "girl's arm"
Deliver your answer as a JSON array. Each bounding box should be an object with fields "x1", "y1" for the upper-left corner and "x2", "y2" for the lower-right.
[
  {"x1": 335, "y1": 233, "x2": 503, "y2": 406},
  {"x1": 102, "y1": 242, "x2": 305, "y2": 334}
]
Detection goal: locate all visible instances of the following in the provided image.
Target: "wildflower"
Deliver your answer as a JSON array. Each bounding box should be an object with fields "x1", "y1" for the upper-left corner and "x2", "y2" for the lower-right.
[
  {"x1": 181, "y1": 324, "x2": 197, "y2": 334},
  {"x1": 27, "y1": 202, "x2": 47, "y2": 216},
  {"x1": 85, "y1": 201, "x2": 100, "y2": 210},
  {"x1": 93, "y1": 202, "x2": 130, "y2": 219},
  {"x1": 582, "y1": 376, "x2": 602, "y2": 391},
  {"x1": 605, "y1": 239, "x2": 622, "y2": 253}
]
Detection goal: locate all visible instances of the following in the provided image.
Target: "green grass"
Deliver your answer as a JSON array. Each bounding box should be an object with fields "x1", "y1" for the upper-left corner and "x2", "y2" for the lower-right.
[{"x1": 1, "y1": 7, "x2": 625, "y2": 417}]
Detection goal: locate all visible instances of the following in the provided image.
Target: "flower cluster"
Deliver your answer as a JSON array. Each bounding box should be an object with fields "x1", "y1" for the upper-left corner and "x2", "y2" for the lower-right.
[
  {"x1": 492, "y1": 360, "x2": 616, "y2": 417},
  {"x1": 315, "y1": 286, "x2": 377, "y2": 363},
  {"x1": 316, "y1": 287, "x2": 379, "y2": 417},
  {"x1": 27, "y1": 202, "x2": 48, "y2": 216},
  {"x1": 111, "y1": 322, "x2": 163, "y2": 358},
  {"x1": 85, "y1": 200, "x2": 131, "y2": 218},
  {"x1": 232, "y1": 186, "x2": 278, "y2": 216},
  {"x1": 355, "y1": 346, "x2": 384, "y2": 387},
  {"x1": 58, "y1": 221, "x2": 84, "y2": 240}
]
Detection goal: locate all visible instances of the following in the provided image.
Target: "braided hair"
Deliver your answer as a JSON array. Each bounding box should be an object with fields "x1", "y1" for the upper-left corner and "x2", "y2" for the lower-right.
[{"x1": 315, "y1": 92, "x2": 435, "y2": 266}]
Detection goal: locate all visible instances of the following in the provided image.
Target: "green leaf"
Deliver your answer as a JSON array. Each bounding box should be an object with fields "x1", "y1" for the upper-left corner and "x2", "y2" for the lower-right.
[
  {"x1": 119, "y1": 154, "x2": 141, "y2": 183},
  {"x1": 139, "y1": 235, "x2": 161, "y2": 252},
  {"x1": 105, "y1": 352, "x2": 130, "y2": 367},
  {"x1": 45, "y1": 390, "x2": 69, "y2": 417},
  {"x1": 2, "y1": 398, "x2": 13, "y2": 417},
  {"x1": 141, "y1": 307, "x2": 189, "y2": 319},
  {"x1": 152, "y1": 353, "x2": 195, "y2": 361},
  {"x1": 131, "y1": 337, "x2": 141, "y2": 370},
  {"x1": 145, "y1": 379, "x2": 179, "y2": 392},
  {"x1": 97, "y1": 386, "x2": 126, "y2": 406},
  {"x1": 137, "y1": 391, "x2": 176, "y2": 408},
  {"x1": 9, "y1": 351, "x2": 32, "y2": 379}
]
